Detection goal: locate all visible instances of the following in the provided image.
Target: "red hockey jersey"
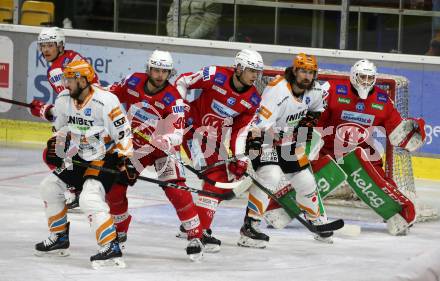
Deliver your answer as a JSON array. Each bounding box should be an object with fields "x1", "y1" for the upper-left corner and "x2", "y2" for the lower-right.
[
  {"x1": 47, "y1": 50, "x2": 99, "y2": 95},
  {"x1": 318, "y1": 79, "x2": 403, "y2": 161},
  {"x1": 109, "y1": 72, "x2": 186, "y2": 149},
  {"x1": 175, "y1": 66, "x2": 261, "y2": 156}
]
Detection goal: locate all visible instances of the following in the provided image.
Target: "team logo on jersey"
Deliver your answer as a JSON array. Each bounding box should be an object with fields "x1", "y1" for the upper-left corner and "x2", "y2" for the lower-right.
[
  {"x1": 250, "y1": 93, "x2": 261, "y2": 106},
  {"x1": 172, "y1": 105, "x2": 185, "y2": 114},
  {"x1": 259, "y1": 106, "x2": 272, "y2": 120},
  {"x1": 127, "y1": 76, "x2": 141, "y2": 88},
  {"x1": 49, "y1": 73, "x2": 64, "y2": 85},
  {"x1": 371, "y1": 103, "x2": 384, "y2": 110},
  {"x1": 162, "y1": 92, "x2": 175, "y2": 106},
  {"x1": 336, "y1": 123, "x2": 370, "y2": 146},
  {"x1": 336, "y1": 85, "x2": 348, "y2": 95},
  {"x1": 202, "y1": 113, "x2": 224, "y2": 127},
  {"x1": 305, "y1": 97, "x2": 311, "y2": 105},
  {"x1": 113, "y1": 117, "x2": 126, "y2": 127},
  {"x1": 286, "y1": 109, "x2": 307, "y2": 125},
  {"x1": 84, "y1": 108, "x2": 92, "y2": 116},
  {"x1": 62, "y1": 57, "x2": 71, "y2": 67},
  {"x1": 341, "y1": 110, "x2": 375, "y2": 125},
  {"x1": 376, "y1": 92, "x2": 388, "y2": 103},
  {"x1": 211, "y1": 100, "x2": 239, "y2": 118},
  {"x1": 227, "y1": 97, "x2": 236, "y2": 106},
  {"x1": 212, "y1": 85, "x2": 227, "y2": 95},
  {"x1": 127, "y1": 89, "x2": 139, "y2": 98},
  {"x1": 154, "y1": 101, "x2": 165, "y2": 109},
  {"x1": 214, "y1": 73, "x2": 227, "y2": 86},
  {"x1": 202, "y1": 66, "x2": 211, "y2": 81},
  {"x1": 355, "y1": 102, "x2": 365, "y2": 112},
  {"x1": 338, "y1": 97, "x2": 351, "y2": 104},
  {"x1": 240, "y1": 99, "x2": 252, "y2": 109}
]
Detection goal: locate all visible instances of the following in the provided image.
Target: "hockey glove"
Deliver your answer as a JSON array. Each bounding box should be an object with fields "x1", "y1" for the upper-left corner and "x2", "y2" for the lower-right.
[
  {"x1": 228, "y1": 159, "x2": 248, "y2": 180},
  {"x1": 118, "y1": 157, "x2": 138, "y2": 186},
  {"x1": 46, "y1": 135, "x2": 70, "y2": 168},
  {"x1": 296, "y1": 111, "x2": 321, "y2": 142},
  {"x1": 30, "y1": 99, "x2": 54, "y2": 121}
]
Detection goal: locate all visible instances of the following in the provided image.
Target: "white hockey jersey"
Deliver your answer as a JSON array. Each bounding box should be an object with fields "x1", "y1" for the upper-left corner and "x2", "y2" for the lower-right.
[
  {"x1": 53, "y1": 84, "x2": 133, "y2": 161},
  {"x1": 255, "y1": 76, "x2": 325, "y2": 141}
]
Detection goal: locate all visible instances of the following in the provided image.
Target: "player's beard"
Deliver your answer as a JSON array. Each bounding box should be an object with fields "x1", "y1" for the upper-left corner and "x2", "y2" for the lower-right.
[
  {"x1": 148, "y1": 77, "x2": 166, "y2": 91},
  {"x1": 69, "y1": 82, "x2": 83, "y2": 100},
  {"x1": 296, "y1": 79, "x2": 313, "y2": 90}
]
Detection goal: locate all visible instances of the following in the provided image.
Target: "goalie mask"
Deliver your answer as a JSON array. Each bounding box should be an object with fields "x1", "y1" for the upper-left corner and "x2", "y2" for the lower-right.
[{"x1": 350, "y1": 59, "x2": 377, "y2": 99}]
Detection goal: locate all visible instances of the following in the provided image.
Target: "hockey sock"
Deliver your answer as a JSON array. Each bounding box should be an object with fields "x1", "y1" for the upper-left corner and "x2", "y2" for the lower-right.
[
  {"x1": 164, "y1": 184, "x2": 203, "y2": 239},
  {"x1": 106, "y1": 183, "x2": 131, "y2": 234}
]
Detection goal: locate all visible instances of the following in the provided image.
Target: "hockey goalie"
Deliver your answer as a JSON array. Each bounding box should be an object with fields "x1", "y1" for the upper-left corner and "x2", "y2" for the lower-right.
[{"x1": 314, "y1": 59, "x2": 426, "y2": 235}]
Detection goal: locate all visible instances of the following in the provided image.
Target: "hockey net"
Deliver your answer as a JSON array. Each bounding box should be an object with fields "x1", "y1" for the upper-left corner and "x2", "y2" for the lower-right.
[{"x1": 256, "y1": 66, "x2": 438, "y2": 222}]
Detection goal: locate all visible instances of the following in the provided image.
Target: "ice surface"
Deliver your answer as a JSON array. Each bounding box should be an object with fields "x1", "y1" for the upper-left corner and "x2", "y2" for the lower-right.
[{"x1": 1, "y1": 146, "x2": 439, "y2": 281}]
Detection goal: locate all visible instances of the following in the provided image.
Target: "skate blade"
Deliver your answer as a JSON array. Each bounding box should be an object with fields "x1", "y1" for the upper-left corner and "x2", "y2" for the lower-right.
[
  {"x1": 188, "y1": 252, "x2": 203, "y2": 262},
  {"x1": 237, "y1": 236, "x2": 267, "y2": 249},
  {"x1": 313, "y1": 235, "x2": 334, "y2": 244},
  {"x1": 67, "y1": 208, "x2": 82, "y2": 214},
  {"x1": 34, "y1": 248, "x2": 70, "y2": 257},
  {"x1": 176, "y1": 232, "x2": 187, "y2": 240},
  {"x1": 203, "y1": 244, "x2": 221, "y2": 253},
  {"x1": 91, "y1": 257, "x2": 126, "y2": 269}
]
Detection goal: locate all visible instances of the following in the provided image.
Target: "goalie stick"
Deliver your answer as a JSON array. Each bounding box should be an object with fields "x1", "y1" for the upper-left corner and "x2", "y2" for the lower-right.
[{"x1": 69, "y1": 159, "x2": 243, "y2": 200}]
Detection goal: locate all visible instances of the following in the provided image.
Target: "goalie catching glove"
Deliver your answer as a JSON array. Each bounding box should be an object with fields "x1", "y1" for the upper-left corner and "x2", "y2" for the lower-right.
[{"x1": 389, "y1": 118, "x2": 426, "y2": 152}]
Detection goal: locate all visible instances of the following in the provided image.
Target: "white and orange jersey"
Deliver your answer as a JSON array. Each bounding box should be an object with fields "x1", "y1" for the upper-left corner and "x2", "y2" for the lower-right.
[
  {"x1": 256, "y1": 76, "x2": 325, "y2": 136},
  {"x1": 53, "y1": 84, "x2": 133, "y2": 161}
]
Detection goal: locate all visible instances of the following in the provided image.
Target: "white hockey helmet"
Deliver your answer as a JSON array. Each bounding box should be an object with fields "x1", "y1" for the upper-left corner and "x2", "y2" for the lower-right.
[
  {"x1": 234, "y1": 49, "x2": 264, "y2": 72},
  {"x1": 148, "y1": 50, "x2": 174, "y2": 70},
  {"x1": 350, "y1": 59, "x2": 377, "y2": 99},
  {"x1": 37, "y1": 27, "x2": 65, "y2": 46}
]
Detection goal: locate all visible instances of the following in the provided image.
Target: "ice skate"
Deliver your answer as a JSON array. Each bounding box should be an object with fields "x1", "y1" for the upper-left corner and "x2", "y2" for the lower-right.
[
  {"x1": 186, "y1": 238, "x2": 204, "y2": 262},
  {"x1": 34, "y1": 222, "x2": 70, "y2": 257},
  {"x1": 90, "y1": 239, "x2": 126, "y2": 269},
  {"x1": 201, "y1": 229, "x2": 221, "y2": 253},
  {"x1": 237, "y1": 216, "x2": 269, "y2": 249}
]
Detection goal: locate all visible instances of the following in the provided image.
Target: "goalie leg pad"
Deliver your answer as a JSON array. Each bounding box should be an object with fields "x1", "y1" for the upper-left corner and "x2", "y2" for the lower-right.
[
  {"x1": 340, "y1": 148, "x2": 415, "y2": 224},
  {"x1": 264, "y1": 198, "x2": 292, "y2": 229},
  {"x1": 311, "y1": 155, "x2": 348, "y2": 199}
]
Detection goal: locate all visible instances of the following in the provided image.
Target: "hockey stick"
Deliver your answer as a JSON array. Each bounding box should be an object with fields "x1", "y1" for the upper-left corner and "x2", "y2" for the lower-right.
[
  {"x1": 244, "y1": 169, "x2": 344, "y2": 234},
  {"x1": 69, "y1": 159, "x2": 240, "y2": 200},
  {"x1": 132, "y1": 128, "x2": 252, "y2": 192},
  {"x1": 0, "y1": 97, "x2": 32, "y2": 108}
]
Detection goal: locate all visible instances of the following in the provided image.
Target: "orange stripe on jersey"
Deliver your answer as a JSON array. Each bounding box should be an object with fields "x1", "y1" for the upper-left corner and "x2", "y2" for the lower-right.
[
  {"x1": 108, "y1": 107, "x2": 122, "y2": 120},
  {"x1": 259, "y1": 105, "x2": 272, "y2": 120},
  {"x1": 85, "y1": 160, "x2": 105, "y2": 177},
  {"x1": 268, "y1": 75, "x2": 284, "y2": 87}
]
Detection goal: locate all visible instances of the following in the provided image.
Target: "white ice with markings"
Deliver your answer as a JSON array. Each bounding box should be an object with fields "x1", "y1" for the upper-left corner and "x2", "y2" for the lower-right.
[{"x1": 1, "y1": 146, "x2": 439, "y2": 281}]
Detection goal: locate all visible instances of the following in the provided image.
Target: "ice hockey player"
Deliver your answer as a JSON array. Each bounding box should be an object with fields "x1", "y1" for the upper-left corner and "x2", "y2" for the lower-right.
[
  {"x1": 175, "y1": 49, "x2": 264, "y2": 252},
  {"x1": 34, "y1": 60, "x2": 132, "y2": 269},
  {"x1": 315, "y1": 59, "x2": 425, "y2": 235},
  {"x1": 108, "y1": 50, "x2": 205, "y2": 261},
  {"x1": 29, "y1": 27, "x2": 99, "y2": 209},
  {"x1": 238, "y1": 53, "x2": 332, "y2": 248}
]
